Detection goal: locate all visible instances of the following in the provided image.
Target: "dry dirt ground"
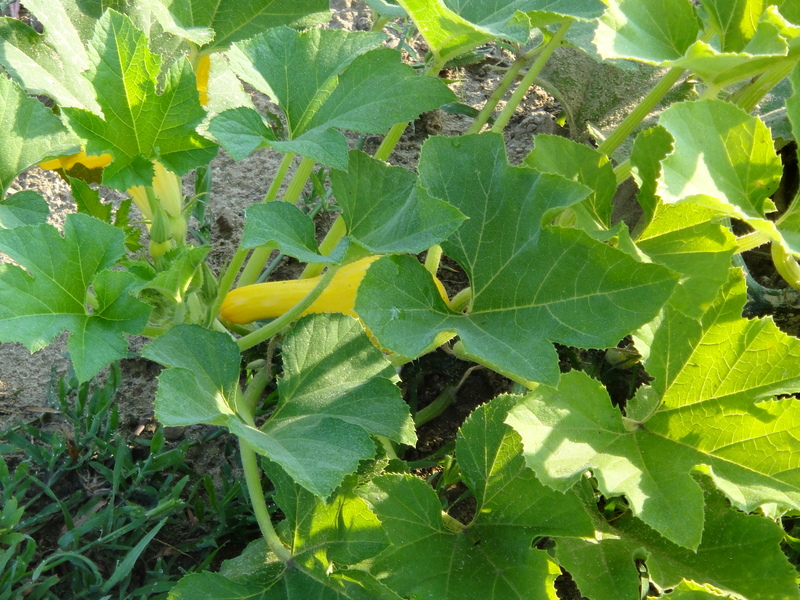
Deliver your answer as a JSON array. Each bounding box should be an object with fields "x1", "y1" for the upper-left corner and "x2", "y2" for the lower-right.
[{"x1": 0, "y1": 1, "x2": 567, "y2": 439}]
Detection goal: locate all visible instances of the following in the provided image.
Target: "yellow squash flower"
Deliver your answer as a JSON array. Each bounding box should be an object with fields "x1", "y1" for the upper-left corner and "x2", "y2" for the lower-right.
[
  {"x1": 221, "y1": 256, "x2": 451, "y2": 325},
  {"x1": 40, "y1": 151, "x2": 113, "y2": 171},
  {"x1": 195, "y1": 54, "x2": 211, "y2": 106}
]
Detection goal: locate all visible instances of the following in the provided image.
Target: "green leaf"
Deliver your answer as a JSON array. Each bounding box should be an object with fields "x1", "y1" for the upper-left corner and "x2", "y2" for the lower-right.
[
  {"x1": 593, "y1": 0, "x2": 701, "y2": 64},
  {"x1": 138, "y1": 245, "x2": 211, "y2": 303},
  {"x1": 218, "y1": 518, "x2": 400, "y2": 600},
  {"x1": 365, "y1": 473, "x2": 562, "y2": 599},
  {"x1": 165, "y1": 0, "x2": 331, "y2": 53},
  {"x1": 507, "y1": 272, "x2": 800, "y2": 548},
  {"x1": 141, "y1": 324, "x2": 240, "y2": 426},
  {"x1": 663, "y1": 9, "x2": 799, "y2": 90},
  {"x1": 168, "y1": 572, "x2": 271, "y2": 599},
  {"x1": 0, "y1": 191, "x2": 49, "y2": 228},
  {"x1": 331, "y1": 150, "x2": 466, "y2": 254},
  {"x1": 555, "y1": 478, "x2": 800, "y2": 600},
  {"x1": 266, "y1": 468, "x2": 387, "y2": 567},
  {"x1": 702, "y1": 0, "x2": 779, "y2": 52},
  {"x1": 0, "y1": 75, "x2": 77, "y2": 195},
  {"x1": 357, "y1": 396, "x2": 588, "y2": 599},
  {"x1": 238, "y1": 314, "x2": 415, "y2": 497},
  {"x1": 0, "y1": 0, "x2": 101, "y2": 113},
  {"x1": 63, "y1": 10, "x2": 217, "y2": 190},
  {"x1": 242, "y1": 202, "x2": 331, "y2": 263},
  {"x1": 208, "y1": 107, "x2": 276, "y2": 160},
  {"x1": 356, "y1": 134, "x2": 677, "y2": 386},
  {"x1": 223, "y1": 27, "x2": 455, "y2": 169},
  {"x1": 69, "y1": 177, "x2": 111, "y2": 222},
  {"x1": 525, "y1": 133, "x2": 616, "y2": 229},
  {"x1": 636, "y1": 203, "x2": 737, "y2": 317},
  {"x1": 457, "y1": 396, "x2": 594, "y2": 538},
  {"x1": 0, "y1": 213, "x2": 150, "y2": 381},
  {"x1": 271, "y1": 314, "x2": 414, "y2": 445},
  {"x1": 396, "y1": 0, "x2": 502, "y2": 64},
  {"x1": 789, "y1": 58, "x2": 800, "y2": 142},
  {"x1": 646, "y1": 268, "x2": 800, "y2": 410},
  {"x1": 657, "y1": 99, "x2": 782, "y2": 238},
  {"x1": 629, "y1": 125, "x2": 674, "y2": 230}
]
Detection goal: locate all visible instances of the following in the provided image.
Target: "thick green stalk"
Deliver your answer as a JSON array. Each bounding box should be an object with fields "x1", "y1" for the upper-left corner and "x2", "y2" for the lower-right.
[
  {"x1": 263, "y1": 152, "x2": 295, "y2": 203},
  {"x1": 729, "y1": 60, "x2": 796, "y2": 113},
  {"x1": 597, "y1": 66, "x2": 686, "y2": 155},
  {"x1": 211, "y1": 248, "x2": 250, "y2": 321},
  {"x1": 491, "y1": 21, "x2": 571, "y2": 133},
  {"x1": 467, "y1": 45, "x2": 543, "y2": 134},
  {"x1": 239, "y1": 439, "x2": 291, "y2": 562},
  {"x1": 236, "y1": 243, "x2": 277, "y2": 290},
  {"x1": 236, "y1": 265, "x2": 341, "y2": 351},
  {"x1": 282, "y1": 156, "x2": 316, "y2": 205}
]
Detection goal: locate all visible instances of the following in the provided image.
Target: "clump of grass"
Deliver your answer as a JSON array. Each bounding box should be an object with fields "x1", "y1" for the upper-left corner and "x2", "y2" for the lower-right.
[{"x1": 0, "y1": 362, "x2": 260, "y2": 600}]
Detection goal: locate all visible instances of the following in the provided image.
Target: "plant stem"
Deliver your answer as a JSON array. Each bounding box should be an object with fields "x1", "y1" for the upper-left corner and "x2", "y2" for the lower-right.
[
  {"x1": 729, "y1": 60, "x2": 796, "y2": 113},
  {"x1": 241, "y1": 367, "x2": 271, "y2": 416},
  {"x1": 613, "y1": 159, "x2": 632, "y2": 185},
  {"x1": 448, "y1": 287, "x2": 472, "y2": 312},
  {"x1": 736, "y1": 230, "x2": 772, "y2": 253},
  {"x1": 263, "y1": 153, "x2": 295, "y2": 203},
  {"x1": 771, "y1": 242, "x2": 800, "y2": 291},
  {"x1": 374, "y1": 121, "x2": 409, "y2": 161},
  {"x1": 467, "y1": 44, "x2": 543, "y2": 134},
  {"x1": 282, "y1": 156, "x2": 316, "y2": 205},
  {"x1": 598, "y1": 66, "x2": 686, "y2": 156},
  {"x1": 491, "y1": 21, "x2": 571, "y2": 133},
  {"x1": 211, "y1": 249, "x2": 250, "y2": 320},
  {"x1": 239, "y1": 438, "x2": 291, "y2": 562},
  {"x1": 300, "y1": 215, "x2": 348, "y2": 279},
  {"x1": 236, "y1": 265, "x2": 341, "y2": 351}
]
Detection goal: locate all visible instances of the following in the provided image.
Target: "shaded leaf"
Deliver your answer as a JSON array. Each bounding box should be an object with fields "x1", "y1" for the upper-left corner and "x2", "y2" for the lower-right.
[
  {"x1": 556, "y1": 478, "x2": 800, "y2": 600},
  {"x1": 330, "y1": 150, "x2": 465, "y2": 254},
  {"x1": 0, "y1": 191, "x2": 49, "y2": 228},
  {"x1": 141, "y1": 324, "x2": 240, "y2": 426},
  {"x1": 0, "y1": 75, "x2": 77, "y2": 195},
  {"x1": 0, "y1": 0, "x2": 101, "y2": 113}
]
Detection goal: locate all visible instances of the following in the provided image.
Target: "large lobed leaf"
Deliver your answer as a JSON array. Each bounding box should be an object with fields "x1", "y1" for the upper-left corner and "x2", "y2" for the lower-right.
[
  {"x1": 0, "y1": 214, "x2": 151, "y2": 381},
  {"x1": 507, "y1": 269, "x2": 800, "y2": 549},
  {"x1": 63, "y1": 9, "x2": 217, "y2": 190},
  {"x1": 364, "y1": 396, "x2": 589, "y2": 599},
  {"x1": 356, "y1": 133, "x2": 677, "y2": 386},
  {"x1": 145, "y1": 314, "x2": 414, "y2": 497},
  {"x1": 212, "y1": 27, "x2": 455, "y2": 169},
  {"x1": 555, "y1": 478, "x2": 799, "y2": 600}
]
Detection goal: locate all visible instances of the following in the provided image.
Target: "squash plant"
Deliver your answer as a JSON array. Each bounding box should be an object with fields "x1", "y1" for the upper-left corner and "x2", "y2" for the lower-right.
[{"x1": 1, "y1": 0, "x2": 800, "y2": 598}]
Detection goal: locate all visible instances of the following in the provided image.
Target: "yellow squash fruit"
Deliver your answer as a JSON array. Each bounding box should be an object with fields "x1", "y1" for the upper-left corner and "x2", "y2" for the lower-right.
[{"x1": 221, "y1": 256, "x2": 450, "y2": 325}]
